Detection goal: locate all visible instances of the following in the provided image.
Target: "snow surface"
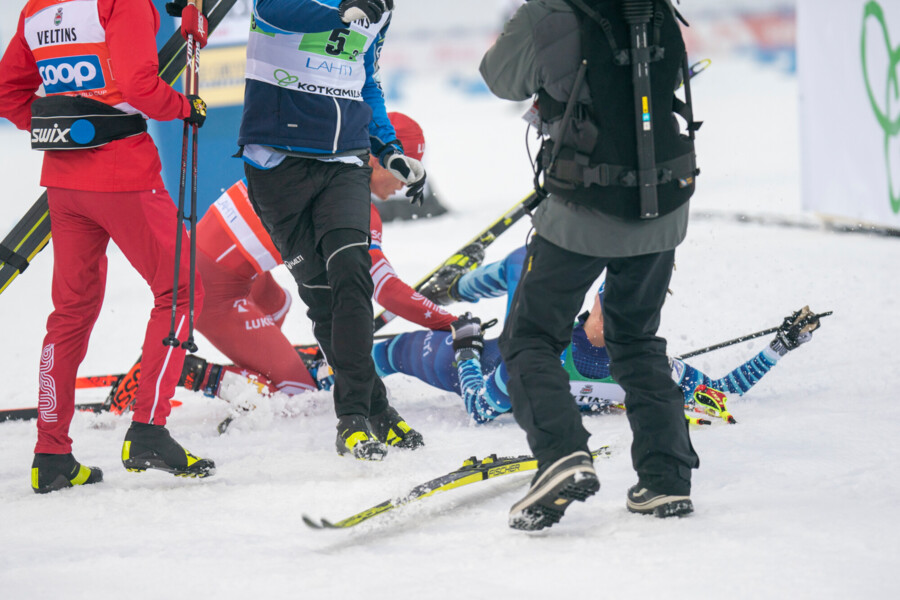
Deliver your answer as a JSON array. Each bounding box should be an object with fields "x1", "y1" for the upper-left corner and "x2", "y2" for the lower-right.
[{"x1": 1, "y1": 26, "x2": 899, "y2": 600}]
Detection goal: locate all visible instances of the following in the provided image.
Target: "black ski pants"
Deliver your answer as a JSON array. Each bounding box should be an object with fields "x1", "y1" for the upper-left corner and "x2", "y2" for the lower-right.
[
  {"x1": 244, "y1": 157, "x2": 388, "y2": 419},
  {"x1": 499, "y1": 235, "x2": 698, "y2": 495}
]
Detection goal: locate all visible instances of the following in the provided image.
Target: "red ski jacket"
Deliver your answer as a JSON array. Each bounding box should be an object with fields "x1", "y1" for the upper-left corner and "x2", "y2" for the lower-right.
[{"x1": 0, "y1": 0, "x2": 190, "y2": 192}]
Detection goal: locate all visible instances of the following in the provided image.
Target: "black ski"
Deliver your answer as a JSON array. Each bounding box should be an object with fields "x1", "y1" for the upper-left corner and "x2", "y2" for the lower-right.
[
  {"x1": 0, "y1": 0, "x2": 240, "y2": 295},
  {"x1": 373, "y1": 190, "x2": 538, "y2": 332},
  {"x1": 0, "y1": 402, "x2": 105, "y2": 423},
  {"x1": 302, "y1": 446, "x2": 611, "y2": 529}
]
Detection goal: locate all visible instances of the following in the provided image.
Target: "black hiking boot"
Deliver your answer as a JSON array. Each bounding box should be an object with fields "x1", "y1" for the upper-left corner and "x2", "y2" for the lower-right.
[
  {"x1": 31, "y1": 453, "x2": 103, "y2": 494},
  {"x1": 626, "y1": 485, "x2": 693, "y2": 518},
  {"x1": 336, "y1": 415, "x2": 387, "y2": 461},
  {"x1": 369, "y1": 405, "x2": 424, "y2": 450},
  {"x1": 508, "y1": 450, "x2": 599, "y2": 531},
  {"x1": 122, "y1": 422, "x2": 215, "y2": 478}
]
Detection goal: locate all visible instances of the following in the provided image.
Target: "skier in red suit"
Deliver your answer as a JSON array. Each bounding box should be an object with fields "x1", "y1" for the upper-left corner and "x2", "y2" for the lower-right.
[
  {"x1": 0, "y1": 0, "x2": 215, "y2": 493},
  {"x1": 190, "y1": 112, "x2": 458, "y2": 398}
]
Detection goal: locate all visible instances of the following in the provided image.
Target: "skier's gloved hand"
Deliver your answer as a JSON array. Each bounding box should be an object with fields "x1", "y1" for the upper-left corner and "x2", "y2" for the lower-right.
[
  {"x1": 309, "y1": 359, "x2": 335, "y2": 392},
  {"x1": 184, "y1": 95, "x2": 207, "y2": 127},
  {"x1": 339, "y1": 0, "x2": 393, "y2": 24},
  {"x1": 180, "y1": 3, "x2": 209, "y2": 49},
  {"x1": 451, "y1": 313, "x2": 485, "y2": 362},
  {"x1": 385, "y1": 153, "x2": 427, "y2": 206},
  {"x1": 165, "y1": 0, "x2": 187, "y2": 17},
  {"x1": 769, "y1": 305, "x2": 821, "y2": 356}
]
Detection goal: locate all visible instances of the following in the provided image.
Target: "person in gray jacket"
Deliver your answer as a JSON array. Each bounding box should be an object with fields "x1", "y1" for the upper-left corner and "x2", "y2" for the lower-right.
[{"x1": 480, "y1": 0, "x2": 701, "y2": 530}]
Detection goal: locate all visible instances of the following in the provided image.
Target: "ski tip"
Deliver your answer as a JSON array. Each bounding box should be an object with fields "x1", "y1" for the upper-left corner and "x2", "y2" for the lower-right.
[
  {"x1": 302, "y1": 515, "x2": 325, "y2": 529},
  {"x1": 302, "y1": 515, "x2": 344, "y2": 530}
]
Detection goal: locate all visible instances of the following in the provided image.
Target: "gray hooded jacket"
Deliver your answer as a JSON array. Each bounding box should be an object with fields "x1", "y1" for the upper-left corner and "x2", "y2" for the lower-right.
[{"x1": 480, "y1": 0, "x2": 691, "y2": 258}]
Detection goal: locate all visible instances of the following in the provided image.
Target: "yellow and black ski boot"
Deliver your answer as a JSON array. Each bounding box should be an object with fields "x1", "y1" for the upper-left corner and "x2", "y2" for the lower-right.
[
  {"x1": 122, "y1": 421, "x2": 215, "y2": 478},
  {"x1": 336, "y1": 415, "x2": 387, "y2": 461},
  {"x1": 32, "y1": 453, "x2": 103, "y2": 494},
  {"x1": 369, "y1": 404, "x2": 424, "y2": 450}
]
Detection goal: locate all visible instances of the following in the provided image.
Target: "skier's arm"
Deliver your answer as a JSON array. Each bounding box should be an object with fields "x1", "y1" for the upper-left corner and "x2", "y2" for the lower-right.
[
  {"x1": 0, "y1": 12, "x2": 42, "y2": 130},
  {"x1": 672, "y1": 349, "x2": 780, "y2": 404},
  {"x1": 253, "y1": 0, "x2": 345, "y2": 34},
  {"x1": 672, "y1": 307, "x2": 823, "y2": 403},
  {"x1": 106, "y1": 0, "x2": 190, "y2": 122},
  {"x1": 363, "y1": 22, "x2": 401, "y2": 164},
  {"x1": 371, "y1": 248, "x2": 457, "y2": 330},
  {"x1": 451, "y1": 315, "x2": 511, "y2": 423},
  {"x1": 479, "y1": 3, "x2": 541, "y2": 101},
  {"x1": 369, "y1": 206, "x2": 456, "y2": 330}
]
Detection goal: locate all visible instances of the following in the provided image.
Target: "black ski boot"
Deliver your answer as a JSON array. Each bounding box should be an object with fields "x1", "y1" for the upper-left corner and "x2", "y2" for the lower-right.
[
  {"x1": 122, "y1": 422, "x2": 216, "y2": 478},
  {"x1": 369, "y1": 404, "x2": 424, "y2": 450},
  {"x1": 418, "y1": 242, "x2": 485, "y2": 305},
  {"x1": 32, "y1": 453, "x2": 103, "y2": 494},
  {"x1": 336, "y1": 415, "x2": 387, "y2": 461}
]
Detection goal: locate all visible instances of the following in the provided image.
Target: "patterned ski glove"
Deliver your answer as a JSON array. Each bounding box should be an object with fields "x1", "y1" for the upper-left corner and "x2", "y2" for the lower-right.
[
  {"x1": 769, "y1": 305, "x2": 822, "y2": 356},
  {"x1": 339, "y1": 0, "x2": 393, "y2": 24},
  {"x1": 309, "y1": 359, "x2": 335, "y2": 392},
  {"x1": 451, "y1": 313, "x2": 484, "y2": 362},
  {"x1": 385, "y1": 153, "x2": 427, "y2": 206}
]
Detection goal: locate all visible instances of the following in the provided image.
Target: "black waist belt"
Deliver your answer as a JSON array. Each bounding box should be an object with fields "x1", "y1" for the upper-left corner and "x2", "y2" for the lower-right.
[
  {"x1": 546, "y1": 150, "x2": 699, "y2": 189},
  {"x1": 31, "y1": 95, "x2": 147, "y2": 151}
]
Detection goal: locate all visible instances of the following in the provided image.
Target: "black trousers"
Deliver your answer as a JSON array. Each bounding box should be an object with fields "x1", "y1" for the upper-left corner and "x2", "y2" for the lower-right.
[
  {"x1": 499, "y1": 235, "x2": 698, "y2": 495},
  {"x1": 244, "y1": 158, "x2": 388, "y2": 418}
]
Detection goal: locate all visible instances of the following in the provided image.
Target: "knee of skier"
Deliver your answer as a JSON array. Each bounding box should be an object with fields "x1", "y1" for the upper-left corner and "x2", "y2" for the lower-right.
[{"x1": 321, "y1": 229, "x2": 372, "y2": 294}]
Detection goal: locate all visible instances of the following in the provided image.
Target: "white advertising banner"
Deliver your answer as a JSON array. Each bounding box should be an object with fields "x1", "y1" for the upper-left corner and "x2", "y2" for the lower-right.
[{"x1": 798, "y1": 0, "x2": 900, "y2": 227}]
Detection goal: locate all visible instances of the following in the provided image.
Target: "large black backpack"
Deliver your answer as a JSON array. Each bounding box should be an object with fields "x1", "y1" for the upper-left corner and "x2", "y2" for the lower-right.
[{"x1": 536, "y1": 0, "x2": 701, "y2": 220}]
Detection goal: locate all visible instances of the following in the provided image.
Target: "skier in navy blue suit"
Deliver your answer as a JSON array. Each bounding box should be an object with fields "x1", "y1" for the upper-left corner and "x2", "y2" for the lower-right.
[
  {"x1": 239, "y1": 0, "x2": 427, "y2": 460},
  {"x1": 374, "y1": 245, "x2": 824, "y2": 423}
]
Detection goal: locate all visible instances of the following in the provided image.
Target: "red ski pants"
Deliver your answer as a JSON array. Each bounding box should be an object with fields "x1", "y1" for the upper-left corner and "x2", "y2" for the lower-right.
[
  {"x1": 36, "y1": 188, "x2": 202, "y2": 454},
  {"x1": 194, "y1": 251, "x2": 316, "y2": 395}
]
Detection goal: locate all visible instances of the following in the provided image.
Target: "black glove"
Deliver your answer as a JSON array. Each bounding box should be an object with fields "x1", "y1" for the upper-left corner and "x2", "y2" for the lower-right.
[
  {"x1": 339, "y1": 0, "x2": 393, "y2": 24},
  {"x1": 769, "y1": 305, "x2": 821, "y2": 356},
  {"x1": 385, "y1": 153, "x2": 427, "y2": 206},
  {"x1": 451, "y1": 312, "x2": 485, "y2": 362},
  {"x1": 165, "y1": 0, "x2": 187, "y2": 17},
  {"x1": 185, "y1": 94, "x2": 207, "y2": 127}
]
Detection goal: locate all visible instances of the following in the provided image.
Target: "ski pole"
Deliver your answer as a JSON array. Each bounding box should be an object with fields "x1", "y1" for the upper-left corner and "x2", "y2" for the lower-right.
[
  {"x1": 163, "y1": 0, "x2": 203, "y2": 352},
  {"x1": 675, "y1": 310, "x2": 833, "y2": 360},
  {"x1": 182, "y1": 16, "x2": 202, "y2": 353}
]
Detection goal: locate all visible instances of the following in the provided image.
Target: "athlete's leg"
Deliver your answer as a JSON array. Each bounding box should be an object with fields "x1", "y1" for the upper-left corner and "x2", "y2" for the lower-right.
[
  {"x1": 499, "y1": 235, "x2": 602, "y2": 466},
  {"x1": 604, "y1": 250, "x2": 698, "y2": 496},
  {"x1": 97, "y1": 189, "x2": 203, "y2": 426},
  {"x1": 373, "y1": 330, "x2": 458, "y2": 392},
  {"x1": 455, "y1": 245, "x2": 527, "y2": 315},
  {"x1": 249, "y1": 271, "x2": 291, "y2": 328},
  {"x1": 35, "y1": 188, "x2": 111, "y2": 454},
  {"x1": 195, "y1": 252, "x2": 315, "y2": 394}
]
